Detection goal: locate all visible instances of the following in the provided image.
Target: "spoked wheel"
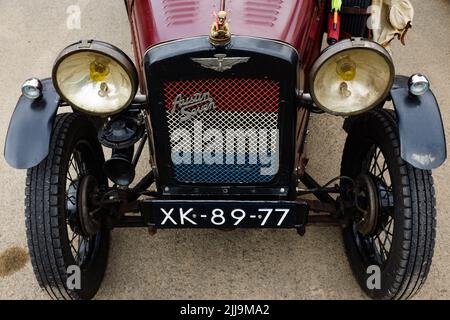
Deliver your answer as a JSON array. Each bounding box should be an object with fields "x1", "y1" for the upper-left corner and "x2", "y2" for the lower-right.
[
  {"x1": 25, "y1": 113, "x2": 110, "y2": 300},
  {"x1": 341, "y1": 109, "x2": 436, "y2": 300}
]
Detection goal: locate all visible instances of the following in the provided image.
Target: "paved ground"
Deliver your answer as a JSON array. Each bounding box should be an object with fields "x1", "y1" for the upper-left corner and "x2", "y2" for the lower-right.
[{"x1": 0, "y1": 0, "x2": 449, "y2": 299}]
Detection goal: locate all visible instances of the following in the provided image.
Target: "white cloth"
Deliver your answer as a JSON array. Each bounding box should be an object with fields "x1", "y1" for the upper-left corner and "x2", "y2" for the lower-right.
[{"x1": 370, "y1": 0, "x2": 414, "y2": 50}]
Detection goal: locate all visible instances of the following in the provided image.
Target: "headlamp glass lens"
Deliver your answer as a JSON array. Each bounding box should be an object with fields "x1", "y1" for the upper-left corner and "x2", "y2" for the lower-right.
[
  {"x1": 55, "y1": 51, "x2": 134, "y2": 115},
  {"x1": 22, "y1": 86, "x2": 41, "y2": 99}
]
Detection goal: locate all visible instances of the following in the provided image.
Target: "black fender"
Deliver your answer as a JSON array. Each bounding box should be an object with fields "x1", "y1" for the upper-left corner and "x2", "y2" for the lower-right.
[
  {"x1": 389, "y1": 75, "x2": 446, "y2": 170},
  {"x1": 344, "y1": 75, "x2": 446, "y2": 170},
  {"x1": 4, "y1": 78, "x2": 60, "y2": 169}
]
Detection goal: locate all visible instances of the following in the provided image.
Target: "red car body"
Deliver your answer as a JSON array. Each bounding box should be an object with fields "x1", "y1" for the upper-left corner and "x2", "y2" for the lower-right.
[
  {"x1": 125, "y1": 0, "x2": 326, "y2": 172},
  {"x1": 126, "y1": 0, "x2": 325, "y2": 91}
]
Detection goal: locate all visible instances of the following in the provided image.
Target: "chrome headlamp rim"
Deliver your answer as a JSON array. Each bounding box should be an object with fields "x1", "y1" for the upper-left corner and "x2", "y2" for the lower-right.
[
  {"x1": 309, "y1": 38, "x2": 395, "y2": 116},
  {"x1": 52, "y1": 40, "x2": 139, "y2": 116}
]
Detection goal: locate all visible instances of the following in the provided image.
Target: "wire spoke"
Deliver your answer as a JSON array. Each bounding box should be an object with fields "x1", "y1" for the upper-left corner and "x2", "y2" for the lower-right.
[
  {"x1": 356, "y1": 144, "x2": 396, "y2": 267},
  {"x1": 376, "y1": 233, "x2": 388, "y2": 262},
  {"x1": 76, "y1": 237, "x2": 83, "y2": 264},
  {"x1": 69, "y1": 152, "x2": 81, "y2": 176},
  {"x1": 381, "y1": 230, "x2": 390, "y2": 253},
  {"x1": 70, "y1": 233, "x2": 79, "y2": 244},
  {"x1": 370, "y1": 157, "x2": 377, "y2": 175},
  {"x1": 67, "y1": 195, "x2": 76, "y2": 206},
  {"x1": 67, "y1": 169, "x2": 75, "y2": 183},
  {"x1": 374, "y1": 159, "x2": 383, "y2": 178},
  {"x1": 64, "y1": 142, "x2": 99, "y2": 266},
  {"x1": 373, "y1": 234, "x2": 384, "y2": 262}
]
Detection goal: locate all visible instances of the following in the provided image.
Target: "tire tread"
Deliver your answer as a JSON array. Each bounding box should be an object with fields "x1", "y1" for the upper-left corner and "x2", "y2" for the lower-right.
[
  {"x1": 25, "y1": 113, "x2": 106, "y2": 300},
  {"x1": 341, "y1": 108, "x2": 436, "y2": 300}
]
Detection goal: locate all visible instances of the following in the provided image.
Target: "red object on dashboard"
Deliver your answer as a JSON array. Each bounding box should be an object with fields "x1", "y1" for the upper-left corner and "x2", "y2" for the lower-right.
[{"x1": 327, "y1": 11, "x2": 341, "y2": 45}]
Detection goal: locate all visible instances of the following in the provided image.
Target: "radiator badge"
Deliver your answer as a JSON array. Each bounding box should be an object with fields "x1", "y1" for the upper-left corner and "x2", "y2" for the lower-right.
[
  {"x1": 191, "y1": 54, "x2": 250, "y2": 72},
  {"x1": 171, "y1": 92, "x2": 216, "y2": 122}
]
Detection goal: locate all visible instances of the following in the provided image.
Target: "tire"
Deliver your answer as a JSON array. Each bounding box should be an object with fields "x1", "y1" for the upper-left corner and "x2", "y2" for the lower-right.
[
  {"x1": 25, "y1": 113, "x2": 110, "y2": 300},
  {"x1": 341, "y1": 109, "x2": 436, "y2": 300}
]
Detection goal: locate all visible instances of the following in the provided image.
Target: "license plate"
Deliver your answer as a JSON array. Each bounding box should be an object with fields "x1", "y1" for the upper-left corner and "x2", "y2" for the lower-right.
[{"x1": 143, "y1": 200, "x2": 308, "y2": 228}]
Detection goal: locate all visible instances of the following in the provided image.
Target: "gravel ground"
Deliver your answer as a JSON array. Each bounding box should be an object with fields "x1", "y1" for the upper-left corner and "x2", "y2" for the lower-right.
[{"x1": 0, "y1": 0, "x2": 448, "y2": 299}]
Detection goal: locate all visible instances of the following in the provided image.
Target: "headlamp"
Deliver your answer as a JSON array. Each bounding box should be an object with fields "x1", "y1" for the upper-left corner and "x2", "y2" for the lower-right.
[
  {"x1": 52, "y1": 40, "x2": 138, "y2": 116},
  {"x1": 309, "y1": 38, "x2": 395, "y2": 116}
]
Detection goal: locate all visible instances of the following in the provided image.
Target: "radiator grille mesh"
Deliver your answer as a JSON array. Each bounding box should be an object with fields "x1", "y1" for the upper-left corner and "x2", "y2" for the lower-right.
[{"x1": 164, "y1": 78, "x2": 280, "y2": 183}]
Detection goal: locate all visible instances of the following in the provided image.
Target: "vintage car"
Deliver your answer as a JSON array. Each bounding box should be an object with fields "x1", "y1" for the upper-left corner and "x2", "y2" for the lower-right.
[{"x1": 4, "y1": 0, "x2": 446, "y2": 300}]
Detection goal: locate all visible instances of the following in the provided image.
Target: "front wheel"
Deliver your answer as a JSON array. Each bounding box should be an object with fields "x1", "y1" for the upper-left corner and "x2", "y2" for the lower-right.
[
  {"x1": 341, "y1": 109, "x2": 436, "y2": 300},
  {"x1": 25, "y1": 113, "x2": 110, "y2": 300}
]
